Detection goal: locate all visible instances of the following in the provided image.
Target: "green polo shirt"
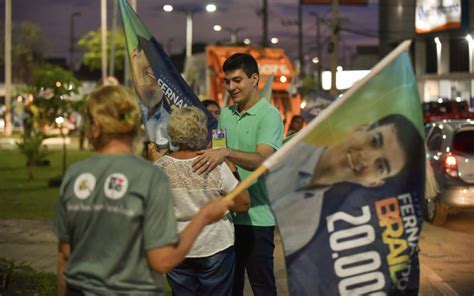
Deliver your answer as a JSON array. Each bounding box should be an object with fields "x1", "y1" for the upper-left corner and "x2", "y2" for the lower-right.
[{"x1": 219, "y1": 98, "x2": 283, "y2": 226}]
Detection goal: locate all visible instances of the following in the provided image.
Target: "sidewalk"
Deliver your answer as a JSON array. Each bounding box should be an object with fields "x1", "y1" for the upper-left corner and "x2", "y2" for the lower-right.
[
  {"x1": 0, "y1": 219, "x2": 289, "y2": 294},
  {"x1": 0, "y1": 136, "x2": 73, "y2": 150},
  {"x1": 0, "y1": 219, "x2": 444, "y2": 295}
]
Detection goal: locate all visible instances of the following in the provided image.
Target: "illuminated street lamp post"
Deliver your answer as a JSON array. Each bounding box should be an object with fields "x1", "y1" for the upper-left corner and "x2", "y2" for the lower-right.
[
  {"x1": 466, "y1": 34, "x2": 473, "y2": 101},
  {"x1": 213, "y1": 25, "x2": 245, "y2": 44},
  {"x1": 4, "y1": 0, "x2": 12, "y2": 135},
  {"x1": 163, "y1": 3, "x2": 217, "y2": 58},
  {"x1": 101, "y1": 0, "x2": 107, "y2": 84}
]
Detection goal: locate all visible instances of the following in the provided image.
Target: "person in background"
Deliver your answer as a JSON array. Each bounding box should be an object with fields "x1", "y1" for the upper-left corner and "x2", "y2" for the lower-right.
[
  {"x1": 54, "y1": 85, "x2": 232, "y2": 296},
  {"x1": 192, "y1": 53, "x2": 283, "y2": 296},
  {"x1": 202, "y1": 99, "x2": 221, "y2": 120},
  {"x1": 154, "y1": 106, "x2": 249, "y2": 295},
  {"x1": 286, "y1": 115, "x2": 305, "y2": 138}
]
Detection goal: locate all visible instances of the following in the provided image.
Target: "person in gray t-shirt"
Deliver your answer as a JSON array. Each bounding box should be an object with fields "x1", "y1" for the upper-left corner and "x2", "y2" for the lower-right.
[{"x1": 55, "y1": 85, "x2": 233, "y2": 296}]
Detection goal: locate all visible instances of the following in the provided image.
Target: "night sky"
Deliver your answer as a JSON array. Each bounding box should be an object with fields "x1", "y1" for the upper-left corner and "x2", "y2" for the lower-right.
[{"x1": 1, "y1": 0, "x2": 379, "y2": 68}]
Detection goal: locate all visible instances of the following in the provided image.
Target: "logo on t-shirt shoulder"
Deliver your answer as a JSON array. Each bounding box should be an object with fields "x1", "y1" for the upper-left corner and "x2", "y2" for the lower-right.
[
  {"x1": 73, "y1": 173, "x2": 96, "y2": 200},
  {"x1": 104, "y1": 173, "x2": 129, "y2": 200}
]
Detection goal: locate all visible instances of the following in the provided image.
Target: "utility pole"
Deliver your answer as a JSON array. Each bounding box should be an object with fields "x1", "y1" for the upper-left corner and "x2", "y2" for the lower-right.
[
  {"x1": 186, "y1": 11, "x2": 193, "y2": 58},
  {"x1": 124, "y1": 0, "x2": 137, "y2": 87},
  {"x1": 298, "y1": 0, "x2": 304, "y2": 77},
  {"x1": 311, "y1": 13, "x2": 322, "y2": 90},
  {"x1": 101, "y1": 0, "x2": 107, "y2": 84},
  {"x1": 330, "y1": 0, "x2": 339, "y2": 95},
  {"x1": 4, "y1": 0, "x2": 12, "y2": 136},
  {"x1": 262, "y1": 0, "x2": 268, "y2": 47},
  {"x1": 109, "y1": 0, "x2": 118, "y2": 77},
  {"x1": 69, "y1": 12, "x2": 81, "y2": 70}
]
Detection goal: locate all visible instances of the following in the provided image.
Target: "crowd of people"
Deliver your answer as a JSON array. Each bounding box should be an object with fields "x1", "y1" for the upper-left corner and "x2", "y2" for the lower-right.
[{"x1": 54, "y1": 53, "x2": 289, "y2": 295}]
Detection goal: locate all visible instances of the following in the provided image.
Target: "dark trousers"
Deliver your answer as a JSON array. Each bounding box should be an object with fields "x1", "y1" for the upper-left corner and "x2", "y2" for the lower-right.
[
  {"x1": 167, "y1": 246, "x2": 235, "y2": 296},
  {"x1": 66, "y1": 285, "x2": 84, "y2": 296},
  {"x1": 232, "y1": 225, "x2": 277, "y2": 296}
]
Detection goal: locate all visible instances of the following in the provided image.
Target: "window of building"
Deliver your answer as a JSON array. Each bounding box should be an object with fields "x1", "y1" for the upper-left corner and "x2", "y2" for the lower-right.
[
  {"x1": 425, "y1": 39, "x2": 437, "y2": 74},
  {"x1": 449, "y1": 36, "x2": 469, "y2": 72}
]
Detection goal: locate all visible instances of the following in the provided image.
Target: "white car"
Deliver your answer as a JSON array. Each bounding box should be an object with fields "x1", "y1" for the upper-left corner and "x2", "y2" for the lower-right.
[{"x1": 424, "y1": 120, "x2": 474, "y2": 225}]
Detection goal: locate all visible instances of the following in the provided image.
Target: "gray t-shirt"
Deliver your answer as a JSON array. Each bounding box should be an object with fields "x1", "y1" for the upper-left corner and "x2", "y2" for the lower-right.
[{"x1": 54, "y1": 154, "x2": 178, "y2": 295}]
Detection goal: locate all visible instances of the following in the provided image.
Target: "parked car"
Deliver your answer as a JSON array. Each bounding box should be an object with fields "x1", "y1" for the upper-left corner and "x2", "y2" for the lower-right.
[
  {"x1": 422, "y1": 100, "x2": 473, "y2": 123},
  {"x1": 424, "y1": 120, "x2": 474, "y2": 224}
]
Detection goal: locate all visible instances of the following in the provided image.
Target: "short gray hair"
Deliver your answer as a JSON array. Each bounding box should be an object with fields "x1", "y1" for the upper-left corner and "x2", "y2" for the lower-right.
[{"x1": 167, "y1": 107, "x2": 208, "y2": 150}]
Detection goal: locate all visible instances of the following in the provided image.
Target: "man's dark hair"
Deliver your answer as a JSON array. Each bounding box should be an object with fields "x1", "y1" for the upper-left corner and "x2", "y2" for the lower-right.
[
  {"x1": 223, "y1": 53, "x2": 259, "y2": 78},
  {"x1": 369, "y1": 114, "x2": 424, "y2": 178},
  {"x1": 202, "y1": 99, "x2": 219, "y2": 109}
]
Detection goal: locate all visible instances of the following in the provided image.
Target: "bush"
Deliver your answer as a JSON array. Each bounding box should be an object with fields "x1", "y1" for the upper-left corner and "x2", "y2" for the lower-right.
[
  {"x1": 0, "y1": 258, "x2": 55, "y2": 295},
  {"x1": 16, "y1": 130, "x2": 50, "y2": 180}
]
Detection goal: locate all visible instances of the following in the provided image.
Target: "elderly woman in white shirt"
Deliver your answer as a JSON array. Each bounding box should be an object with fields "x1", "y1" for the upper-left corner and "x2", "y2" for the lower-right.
[{"x1": 154, "y1": 106, "x2": 249, "y2": 296}]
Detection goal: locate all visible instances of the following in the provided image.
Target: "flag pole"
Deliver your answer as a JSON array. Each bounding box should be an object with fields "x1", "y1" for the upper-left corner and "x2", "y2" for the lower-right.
[
  {"x1": 224, "y1": 40, "x2": 413, "y2": 202},
  {"x1": 224, "y1": 165, "x2": 268, "y2": 201}
]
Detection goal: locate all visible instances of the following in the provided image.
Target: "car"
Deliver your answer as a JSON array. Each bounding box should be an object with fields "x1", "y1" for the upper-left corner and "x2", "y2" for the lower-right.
[
  {"x1": 422, "y1": 100, "x2": 473, "y2": 123},
  {"x1": 424, "y1": 120, "x2": 474, "y2": 225}
]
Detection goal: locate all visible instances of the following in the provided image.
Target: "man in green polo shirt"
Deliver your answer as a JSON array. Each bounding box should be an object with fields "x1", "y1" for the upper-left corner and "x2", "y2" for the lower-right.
[{"x1": 193, "y1": 53, "x2": 283, "y2": 295}]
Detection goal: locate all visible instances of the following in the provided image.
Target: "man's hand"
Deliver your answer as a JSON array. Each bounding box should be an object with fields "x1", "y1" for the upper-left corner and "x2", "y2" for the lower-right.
[{"x1": 192, "y1": 148, "x2": 229, "y2": 174}]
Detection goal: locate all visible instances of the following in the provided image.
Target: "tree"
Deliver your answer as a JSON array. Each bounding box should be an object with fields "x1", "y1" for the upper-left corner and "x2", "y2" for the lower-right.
[
  {"x1": 0, "y1": 21, "x2": 50, "y2": 84},
  {"x1": 32, "y1": 65, "x2": 81, "y2": 180},
  {"x1": 78, "y1": 28, "x2": 126, "y2": 72}
]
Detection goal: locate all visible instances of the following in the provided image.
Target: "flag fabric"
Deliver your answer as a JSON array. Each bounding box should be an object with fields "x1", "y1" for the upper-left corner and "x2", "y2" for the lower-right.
[
  {"x1": 119, "y1": 0, "x2": 217, "y2": 146},
  {"x1": 264, "y1": 41, "x2": 424, "y2": 295},
  {"x1": 259, "y1": 74, "x2": 274, "y2": 102}
]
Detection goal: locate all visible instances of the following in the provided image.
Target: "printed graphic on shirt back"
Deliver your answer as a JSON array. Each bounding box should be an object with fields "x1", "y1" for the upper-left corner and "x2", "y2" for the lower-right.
[
  {"x1": 104, "y1": 173, "x2": 129, "y2": 200},
  {"x1": 73, "y1": 173, "x2": 96, "y2": 200}
]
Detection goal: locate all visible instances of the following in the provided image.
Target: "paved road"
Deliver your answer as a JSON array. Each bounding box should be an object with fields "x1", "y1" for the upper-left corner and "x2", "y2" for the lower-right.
[
  {"x1": 418, "y1": 211, "x2": 474, "y2": 296},
  {"x1": 1, "y1": 215, "x2": 473, "y2": 295}
]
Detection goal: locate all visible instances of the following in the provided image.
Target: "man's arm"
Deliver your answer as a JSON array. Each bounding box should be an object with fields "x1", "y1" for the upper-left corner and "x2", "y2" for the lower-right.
[
  {"x1": 57, "y1": 242, "x2": 70, "y2": 296},
  {"x1": 192, "y1": 144, "x2": 275, "y2": 174}
]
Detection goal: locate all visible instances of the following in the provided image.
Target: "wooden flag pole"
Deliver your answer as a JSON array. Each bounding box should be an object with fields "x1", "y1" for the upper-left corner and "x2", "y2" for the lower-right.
[{"x1": 224, "y1": 165, "x2": 268, "y2": 201}]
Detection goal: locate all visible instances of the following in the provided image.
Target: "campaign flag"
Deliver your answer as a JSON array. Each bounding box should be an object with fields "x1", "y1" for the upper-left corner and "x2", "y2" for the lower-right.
[
  {"x1": 263, "y1": 41, "x2": 425, "y2": 295},
  {"x1": 119, "y1": 0, "x2": 217, "y2": 146},
  {"x1": 259, "y1": 74, "x2": 274, "y2": 102}
]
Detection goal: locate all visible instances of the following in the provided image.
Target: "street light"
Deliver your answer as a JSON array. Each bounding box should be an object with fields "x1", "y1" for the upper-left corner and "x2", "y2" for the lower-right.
[
  {"x1": 163, "y1": 3, "x2": 217, "y2": 58},
  {"x1": 213, "y1": 25, "x2": 245, "y2": 44},
  {"x1": 205, "y1": 4, "x2": 216, "y2": 12},
  {"x1": 270, "y1": 37, "x2": 279, "y2": 44}
]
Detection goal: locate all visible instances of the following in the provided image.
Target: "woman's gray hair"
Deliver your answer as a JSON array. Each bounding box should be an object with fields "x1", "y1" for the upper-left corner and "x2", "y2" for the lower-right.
[{"x1": 167, "y1": 107, "x2": 208, "y2": 150}]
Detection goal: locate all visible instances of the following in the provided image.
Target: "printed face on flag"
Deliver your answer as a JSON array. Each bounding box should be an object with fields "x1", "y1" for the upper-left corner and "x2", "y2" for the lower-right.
[
  {"x1": 314, "y1": 120, "x2": 406, "y2": 188},
  {"x1": 119, "y1": 0, "x2": 218, "y2": 148},
  {"x1": 130, "y1": 44, "x2": 164, "y2": 111}
]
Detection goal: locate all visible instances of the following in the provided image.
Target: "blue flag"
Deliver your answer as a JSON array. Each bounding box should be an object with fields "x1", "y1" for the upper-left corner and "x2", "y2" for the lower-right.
[
  {"x1": 119, "y1": 0, "x2": 217, "y2": 146},
  {"x1": 264, "y1": 41, "x2": 424, "y2": 295}
]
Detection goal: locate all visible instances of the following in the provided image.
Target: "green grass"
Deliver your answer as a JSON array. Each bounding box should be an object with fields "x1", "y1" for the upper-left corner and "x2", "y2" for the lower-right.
[
  {"x1": 0, "y1": 149, "x2": 93, "y2": 220},
  {"x1": 0, "y1": 258, "x2": 56, "y2": 296}
]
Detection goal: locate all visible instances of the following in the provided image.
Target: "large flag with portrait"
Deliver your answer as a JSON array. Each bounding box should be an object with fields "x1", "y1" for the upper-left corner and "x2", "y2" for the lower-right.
[
  {"x1": 263, "y1": 41, "x2": 425, "y2": 294},
  {"x1": 119, "y1": 0, "x2": 217, "y2": 146}
]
